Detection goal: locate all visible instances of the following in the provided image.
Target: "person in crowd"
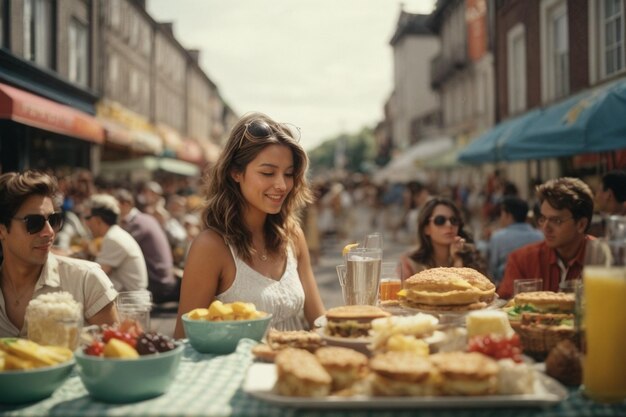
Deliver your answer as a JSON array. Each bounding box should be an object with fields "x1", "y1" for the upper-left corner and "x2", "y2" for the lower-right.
[
  {"x1": 596, "y1": 170, "x2": 626, "y2": 216},
  {"x1": 115, "y1": 189, "x2": 179, "y2": 304},
  {"x1": 404, "y1": 181, "x2": 432, "y2": 245},
  {"x1": 0, "y1": 171, "x2": 118, "y2": 337},
  {"x1": 487, "y1": 196, "x2": 543, "y2": 286},
  {"x1": 399, "y1": 196, "x2": 487, "y2": 279},
  {"x1": 498, "y1": 177, "x2": 596, "y2": 299},
  {"x1": 84, "y1": 194, "x2": 148, "y2": 292},
  {"x1": 174, "y1": 112, "x2": 325, "y2": 338}
]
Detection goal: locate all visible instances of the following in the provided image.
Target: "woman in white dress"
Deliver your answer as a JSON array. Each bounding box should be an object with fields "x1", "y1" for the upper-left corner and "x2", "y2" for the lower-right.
[{"x1": 174, "y1": 113, "x2": 325, "y2": 338}]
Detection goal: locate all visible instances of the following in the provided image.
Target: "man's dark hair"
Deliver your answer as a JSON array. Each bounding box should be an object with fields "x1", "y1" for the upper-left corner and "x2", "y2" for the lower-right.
[
  {"x1": 501, "y1": 196, "x2": 529, "y2": 223},
  {"x1": 91, "y1": 207, "x2": 118, "y2": 226},
  {"x1": 602, "y1": 170, "x2": 626, "y2": 203},
  {"x1": 0, "y1": 171, "x2": 58, "y2": 229}
]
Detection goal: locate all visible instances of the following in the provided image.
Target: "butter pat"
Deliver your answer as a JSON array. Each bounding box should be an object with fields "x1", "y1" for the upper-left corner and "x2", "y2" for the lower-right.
[{"x1": 466, "y1": 310, "x2": 514, "y2": 338}]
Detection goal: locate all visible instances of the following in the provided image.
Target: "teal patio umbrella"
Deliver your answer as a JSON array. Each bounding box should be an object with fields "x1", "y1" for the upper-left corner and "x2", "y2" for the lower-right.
[
  {"x1": 457, "y1": 109, "x2": 541, "y2": 164},
  {"x1": 502, "y1": 78, "x2": 626, "y2": 159}
]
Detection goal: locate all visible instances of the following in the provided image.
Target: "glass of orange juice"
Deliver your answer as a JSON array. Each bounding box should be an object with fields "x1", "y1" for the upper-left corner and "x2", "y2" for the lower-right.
[
  {"x1": 378, "y1": 261, "x2": 402, "y2": 302},
  {"x1": 581, "y1": 237, "x2": 626, "y2": 403}
]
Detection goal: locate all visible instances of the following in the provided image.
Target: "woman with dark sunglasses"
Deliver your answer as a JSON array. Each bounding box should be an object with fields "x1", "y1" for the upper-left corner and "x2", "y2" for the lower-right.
[
  {"x1": 174, "y1": 113, "x2": 325, "y2": 338},
  {"x1": 399, "y1": 197, "x2": 487, "y2": 279},
  {"x1": 0, "y1": 170, "x2": 119, "y2": 337}
]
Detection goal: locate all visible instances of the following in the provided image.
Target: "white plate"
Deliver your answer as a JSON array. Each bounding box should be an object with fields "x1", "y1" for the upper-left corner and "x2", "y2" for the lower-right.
[{"x1": 243, "y1": 363, "x2": 568, "y2": 409}]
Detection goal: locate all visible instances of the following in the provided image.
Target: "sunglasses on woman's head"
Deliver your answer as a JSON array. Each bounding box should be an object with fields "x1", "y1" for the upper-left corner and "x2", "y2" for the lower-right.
[
  {"x1": 239, "y1": 120, "x2": 301, "y2": 148},
  {"x1": 12, "y1": 212, "x2": 64, "y2": 234},
  {"x1": 430, "y1": 215, "x2": 460, "y2": 227}
]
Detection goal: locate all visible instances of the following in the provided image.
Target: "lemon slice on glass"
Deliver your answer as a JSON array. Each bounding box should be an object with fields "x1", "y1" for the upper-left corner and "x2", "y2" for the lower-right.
[{"x1": 342, "y1": 243, "x2": 359, "y2": 256}]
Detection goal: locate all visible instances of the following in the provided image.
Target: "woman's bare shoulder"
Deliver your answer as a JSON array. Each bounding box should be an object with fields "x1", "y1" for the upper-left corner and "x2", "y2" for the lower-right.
[{"x1": 191, "y1": 229, "x2": 229, "y2": 253}]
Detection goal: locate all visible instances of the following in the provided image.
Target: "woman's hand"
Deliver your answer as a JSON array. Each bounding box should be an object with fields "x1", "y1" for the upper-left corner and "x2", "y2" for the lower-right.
[{"x1": 450, "y1": 236, "x2": 466, "y2": 266}]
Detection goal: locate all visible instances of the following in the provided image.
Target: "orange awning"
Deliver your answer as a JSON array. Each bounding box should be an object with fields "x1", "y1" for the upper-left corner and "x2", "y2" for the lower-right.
[
  {"x1": 0, "y1": 82, "x2": 104, "y2": 144},
  {"x1": 177, "y1": 139, "x2": 205, "y2": 165}
]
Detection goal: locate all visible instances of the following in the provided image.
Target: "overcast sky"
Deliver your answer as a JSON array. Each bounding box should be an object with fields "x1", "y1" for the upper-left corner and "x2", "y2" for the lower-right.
[{"x1": 147, "y1": 0, "x2": 436, "y2": 150}]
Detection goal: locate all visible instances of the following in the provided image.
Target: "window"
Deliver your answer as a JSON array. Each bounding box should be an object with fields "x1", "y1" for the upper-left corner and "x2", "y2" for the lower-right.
[
  {"x1": 68, "y1": 18, "x2": 88, "y2": 86},
  {"x1": 23, "y1": 0, "x2": 54, "y2": 68},
  {"x1": 507, "y1": 24, "x2": 527, "y2": 114},
  {"x1": 601, "y1": 0, "x2": 624, "y2": 76},
  {"x1": 540, "y1": 0, "x2": 569, "y2": 101}
]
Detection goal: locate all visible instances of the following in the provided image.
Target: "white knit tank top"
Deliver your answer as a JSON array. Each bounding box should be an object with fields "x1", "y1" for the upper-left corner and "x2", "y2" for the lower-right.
[{"x1": 216, "y1": 245, "x2": 305, "y2": 331}]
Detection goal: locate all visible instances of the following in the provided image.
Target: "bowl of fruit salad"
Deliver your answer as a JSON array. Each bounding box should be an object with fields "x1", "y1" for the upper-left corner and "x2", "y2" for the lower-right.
[
  {"x1": 75, "y1": 323, "x2": 183, "y2": 403},
  {"x1": 182, "y1": 300, "x2": 271, "y2": 354}
]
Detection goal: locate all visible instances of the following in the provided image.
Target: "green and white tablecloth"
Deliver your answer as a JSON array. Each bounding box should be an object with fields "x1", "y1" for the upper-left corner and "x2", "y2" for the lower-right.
[{"x1": 0, "y1": 339, "x2": 625, "y2": 417}]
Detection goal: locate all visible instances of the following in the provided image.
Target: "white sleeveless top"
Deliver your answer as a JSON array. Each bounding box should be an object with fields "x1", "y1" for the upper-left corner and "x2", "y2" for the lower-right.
[{"x1": 216, "y1": 245, "x2": 305, "y2": 331}]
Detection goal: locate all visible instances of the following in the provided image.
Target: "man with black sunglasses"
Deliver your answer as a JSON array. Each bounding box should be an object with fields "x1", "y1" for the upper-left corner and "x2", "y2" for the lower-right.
[{"x1": 0, "y1": 171, "x2": 118, "y2": 337}]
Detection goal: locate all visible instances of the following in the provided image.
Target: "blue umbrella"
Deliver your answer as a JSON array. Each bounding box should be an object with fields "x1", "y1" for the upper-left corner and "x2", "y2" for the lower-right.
[
  {"x1": 457, "y1": 109, "x2": 540, "y2": 164},
  {"x1": 503, "y1": 78, "x2": 626, "y2": 159}
]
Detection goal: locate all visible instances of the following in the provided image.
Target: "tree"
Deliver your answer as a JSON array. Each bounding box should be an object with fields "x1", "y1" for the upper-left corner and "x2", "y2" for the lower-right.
[{"x1": 308, "y1": 126, "x2": 376, "y2": 176}]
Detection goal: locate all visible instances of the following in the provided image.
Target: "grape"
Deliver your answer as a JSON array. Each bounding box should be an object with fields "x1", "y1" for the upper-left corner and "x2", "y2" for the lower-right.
[{"x1": 136, "y1": 332, "x2": 176, "y2": 355}]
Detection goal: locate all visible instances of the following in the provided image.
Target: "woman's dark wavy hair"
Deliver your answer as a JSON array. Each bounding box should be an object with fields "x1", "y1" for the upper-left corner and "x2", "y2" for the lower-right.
[
  {"x1": 200, "y1": 112, "x2": 313, "y2": 262},
  {"x1": 409, "y1": 196, "x2": 476, "y2": 268}
]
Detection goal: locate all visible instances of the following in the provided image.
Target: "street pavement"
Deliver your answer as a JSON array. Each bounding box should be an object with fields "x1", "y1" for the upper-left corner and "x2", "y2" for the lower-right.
[{"x1": 152, "y1": 226, "x2": 411, "y2": 337}]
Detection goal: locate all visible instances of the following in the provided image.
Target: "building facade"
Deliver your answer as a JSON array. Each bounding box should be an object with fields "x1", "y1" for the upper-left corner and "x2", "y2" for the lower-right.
[
  {"x1": 0, "y1": 0, "x2": 233, "y2": 179},
  {"x1": 0, "y1": 0, "x2": 103, "y2": 173},
  {"x1": 389, "y1": 8, "x2": 441, "y2": 150}
]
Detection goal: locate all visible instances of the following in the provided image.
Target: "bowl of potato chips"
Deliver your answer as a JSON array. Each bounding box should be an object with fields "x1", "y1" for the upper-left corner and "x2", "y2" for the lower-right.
[
  {"x1": 0, "y1": 338, "x2": 75, "y2": 404},
  {"x1": 182, "y1": 301, "x2": 271, "y2": 354}
]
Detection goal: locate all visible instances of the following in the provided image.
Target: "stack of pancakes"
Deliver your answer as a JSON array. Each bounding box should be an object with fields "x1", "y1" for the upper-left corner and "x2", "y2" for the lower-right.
[{"x1": 400, "y1": 267, "x2": 496, "y2": 311}]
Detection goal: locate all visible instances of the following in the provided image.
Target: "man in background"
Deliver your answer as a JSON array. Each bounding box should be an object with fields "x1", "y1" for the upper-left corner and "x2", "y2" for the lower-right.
[
  {"x1": 596, "y1": 170, "x2": 626, "y2": 216},
  {"x1": 84, "y1": 194, "x2": 148, "y2": 292},
  {"x1": 115, "y1": 189, "x2": 179, "y2": 304},
  {"x1": 498, "y1": 177, "x2": 595, "y2": 299},
  {"x1": 487, "y1": 196, "x2": 543, "y2": 286}
]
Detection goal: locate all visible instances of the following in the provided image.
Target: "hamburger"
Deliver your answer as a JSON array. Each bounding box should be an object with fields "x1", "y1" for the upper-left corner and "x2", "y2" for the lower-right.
[
  {"x1": 314, "y1": 346, "x2": 368, "y2": 392},
  {"x1": 274, "y1": 348, "x2": 331, "y2": 397},
  {"x1": 399, "y1": 267, "x2": 495, "y2": 311},
  {"x1": 507, "y1": 291, "x2": 577, "y2": 359},
  {"x1": 429, "y1": 352, "x2": 499, "y2": 396},
  {"x1": 251, "y1": 329, "x2": 325, "y2": 362},
  {"x1": 369, "y1": 351, "x2": 437, "y2": 396},
  {"x1": 324, "y1": 305, "x2": 390, "y2": 338}
]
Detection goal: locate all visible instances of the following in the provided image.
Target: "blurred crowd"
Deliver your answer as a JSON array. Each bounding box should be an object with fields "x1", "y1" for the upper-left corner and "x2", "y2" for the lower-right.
[{"x1": 19, "y1": 167, "x2": 626, "y2": 307}]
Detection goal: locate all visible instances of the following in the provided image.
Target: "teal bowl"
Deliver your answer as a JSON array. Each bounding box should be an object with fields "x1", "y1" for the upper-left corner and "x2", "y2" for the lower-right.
[
  {"x1": 0, "y1": 359, "x2": 75, "y2": 404},
  {"x1": 74, "y1": 343, "x2": 184, "y2": 403},
  {"x1": 182, "y1": 313, "x2": 272, "y2": 354}
]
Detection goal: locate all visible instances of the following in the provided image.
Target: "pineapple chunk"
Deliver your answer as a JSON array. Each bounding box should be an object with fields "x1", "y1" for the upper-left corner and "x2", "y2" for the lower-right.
[
  {"x1": 103, "y1": 338, "x2": 139, "y2": 359},
  {"x1": 208, "y1": 300, "x2": 233, "y2": 319},
  {"x1": 187, "y1": 308, "x2": 210, "y2": 320}
]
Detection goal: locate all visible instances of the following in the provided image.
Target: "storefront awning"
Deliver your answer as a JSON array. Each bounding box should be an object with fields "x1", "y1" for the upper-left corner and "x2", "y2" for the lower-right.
[
  {"x1": 99, "y1": 118, "x2": 133, "y2": 147},
  {"x1": 373, "y1": 137, "x2": 453, "y2": 182},
  {"x1": 100, "y1": 156, "x2": 200, "y2": 177},
  {"x1": 177, "y1": 139, "x2": 205, "y2": 165},
  {"x1": 459, "y1": 78, "x2": 626, "y2": 163},
  {"x1": 0, "y1": 82, "x2": 104, "y2": 144},
  {"x1": 131, "y1": 130, "x2": 163, "y2": 155}
]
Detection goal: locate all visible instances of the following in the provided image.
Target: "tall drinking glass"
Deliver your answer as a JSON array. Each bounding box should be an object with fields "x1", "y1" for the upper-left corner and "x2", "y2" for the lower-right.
[
  {"x1": 581, "y1": 231, "x2": 626, "y2": 403},
  {"x1": 342, "y1": 247, "x2": 382, "y2": 305}
]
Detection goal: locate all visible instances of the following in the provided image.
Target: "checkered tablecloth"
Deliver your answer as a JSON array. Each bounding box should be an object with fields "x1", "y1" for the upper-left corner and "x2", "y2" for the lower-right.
[{"x1": 1, "y1": 339, "x2": 625, "y2": 417}]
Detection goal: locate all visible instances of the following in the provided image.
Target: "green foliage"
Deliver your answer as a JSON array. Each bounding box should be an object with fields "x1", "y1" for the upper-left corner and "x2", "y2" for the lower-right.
[{"x1": 308, "y1": 126, "x2": 376, "y2": 175}]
